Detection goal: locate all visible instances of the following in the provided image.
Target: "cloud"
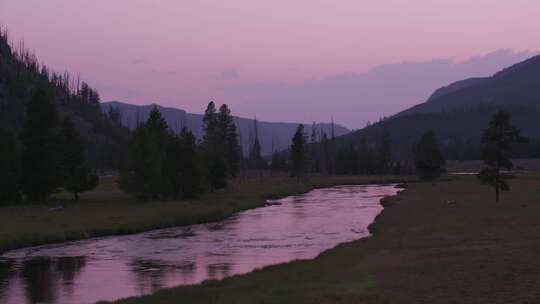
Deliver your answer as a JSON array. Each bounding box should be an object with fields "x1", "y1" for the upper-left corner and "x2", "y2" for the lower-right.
[
  {"x1": 131, "y1": 58, "x2": 146, "y2": 65},
  {"x1": 221, "y1": 49, "x2": 538, "y2": 129},
  {"x1": 221, "y1": 67, "x2": 239, "y2": 80}
]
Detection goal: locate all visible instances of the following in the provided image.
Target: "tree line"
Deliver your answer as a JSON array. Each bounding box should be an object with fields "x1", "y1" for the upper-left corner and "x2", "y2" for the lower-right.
[
  {"x1": 118, "y1": 101, "x2": 241, "y2": 199},
  {"x1": 0, "y1": 87, "x2": 98, "y2": 204}
]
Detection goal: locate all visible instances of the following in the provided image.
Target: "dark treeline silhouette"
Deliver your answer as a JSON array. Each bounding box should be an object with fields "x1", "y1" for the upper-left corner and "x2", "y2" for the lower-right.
[
  {"x1": 119, "y1": 102, "x2": 241, "y2": 199},
  {"x1": 1, "y1": 87, "x2": 98, "y2": 204},
  {"x1": 0, "y1": 28, "x2": 128, "y2": 171}
]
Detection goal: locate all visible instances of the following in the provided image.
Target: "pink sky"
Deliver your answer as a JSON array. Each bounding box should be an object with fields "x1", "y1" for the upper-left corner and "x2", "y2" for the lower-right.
[{"x1": 1, "y1": 0, "x2": 539, "y2": 127}]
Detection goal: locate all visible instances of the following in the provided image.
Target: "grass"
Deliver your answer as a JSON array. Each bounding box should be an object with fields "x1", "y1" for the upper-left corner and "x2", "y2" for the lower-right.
[
  {"x1": 0, "y1": 173, "x2": 412, "y2": 254},
  {"x1": 109, "y1": 173, "x2": 540, "y2": 304}
]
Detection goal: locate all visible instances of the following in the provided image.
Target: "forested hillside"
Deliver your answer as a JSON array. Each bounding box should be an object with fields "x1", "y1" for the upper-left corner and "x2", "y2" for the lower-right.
[
  {"x1": 335, "y1": 55, "x2": 540, "y2": 161},
  {"x1": 0, "y1": 29, "x2": 128, "y2": 169},
  {"x1": 399, "y1": 55, "x2": 540, "y2": 116},
  {"x1": 102, "y1": 101, "x2": 350, "y2": 155}
]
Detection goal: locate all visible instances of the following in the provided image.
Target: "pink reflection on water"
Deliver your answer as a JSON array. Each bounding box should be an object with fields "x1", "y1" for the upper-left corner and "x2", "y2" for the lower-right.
[{"x1": 0, "y1": 184, "x2": 399, "y2": 304}]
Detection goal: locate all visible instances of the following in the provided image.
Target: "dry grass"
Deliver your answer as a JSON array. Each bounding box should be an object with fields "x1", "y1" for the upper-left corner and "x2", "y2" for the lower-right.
[{"x1": 111, "y1": 173, "x2": 540, "y2": 304}]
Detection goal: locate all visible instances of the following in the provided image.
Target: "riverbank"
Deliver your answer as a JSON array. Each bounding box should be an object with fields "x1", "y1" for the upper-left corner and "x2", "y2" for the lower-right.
[
  {"x1": 0, "y1": 174, "x2": 411, "y2": 254},
  {"x1": 111, "y1": 173, "x2": 540, "y2": 304}
]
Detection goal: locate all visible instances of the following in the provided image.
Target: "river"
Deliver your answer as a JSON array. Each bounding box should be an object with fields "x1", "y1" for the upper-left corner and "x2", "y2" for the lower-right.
[{"x1": 0, "y1": 184, "x2": 399, "y2": 304}]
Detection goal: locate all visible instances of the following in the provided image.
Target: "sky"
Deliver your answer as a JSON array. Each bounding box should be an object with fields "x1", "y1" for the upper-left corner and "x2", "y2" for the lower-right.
[{"x1": 1, "y1": 0, "x2": 539, "y2": 128}]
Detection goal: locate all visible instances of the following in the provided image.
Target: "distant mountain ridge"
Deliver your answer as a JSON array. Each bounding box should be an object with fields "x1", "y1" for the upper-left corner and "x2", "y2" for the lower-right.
[
  {"x1": 398, "y1": 55, "x2": 540, "y2": 117},
  {"x1": 337, "y1": 55, "x2": 540, "y2": 159},
  {"x1": 102, "y1": 101, "x2": 350, "y2": 156}
]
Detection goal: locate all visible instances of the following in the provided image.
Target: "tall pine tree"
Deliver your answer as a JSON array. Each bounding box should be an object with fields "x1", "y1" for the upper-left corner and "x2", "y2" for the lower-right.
[
  {"x1": 0, "y1": 128, "x2": 21, "y2": 204},
  {"x1": 179, "y1": 127, "x2": 202, "y2": 198},
  {"x1": 58, "y1": 117, "x2": 97, "y2": 200},
  {"x1": 20, "y1": 88, "x2": 62, "y2": 203},
  {"x1": 120, "y1": 107, "x2": 170, "y2": 199},
  {"x1": 290, "y1": 124, "x2": 308, "y2": 181},
  {"x1": 202, "y1": 102, "x2": 228, "y2": 189},
  {"x1": 414, "y1": 130, "x2": 446, "y2": 180},
  {"x1": 478, "y1": 111, "x2": 527, "y2": 202}
]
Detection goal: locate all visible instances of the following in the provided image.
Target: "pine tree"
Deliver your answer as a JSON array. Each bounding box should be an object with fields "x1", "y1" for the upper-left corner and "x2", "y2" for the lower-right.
[
  {"x1": 202, "y1": 101, "x2": 227, "y2": 189},
  {"x1": 58, "y1": 117, "x2": 97, "y2": 201},
  {"x1": 0, "y1": 128, "x2": 21, "y2": 204},
  {"x1": 414, "y1": 130, "x2": 446, "y2": 180},
  {"x1": 217, "y1": 104, "x2": 240, "y2": 177},
  {"x1": 310, "y1": 123, "x2": 320, "y2": 173},
  {"x1": 20, "y1": 88, "x2": 62, "y2": 203},
  {"x1": 119, "y1": 107, "x2": 170, "y2": 199},
  {"x1": 290, "y1": 124, "x2": 308, "y2": 181},
  {"x1": 179, "y1": 127, "x2": 202, "y2": 198},
  {"x1": 477, "y1": 111, "x2": 527, "y2": 202},
  {"x1": 248, "y1": 118, "x2": 265, "y2": 170}
]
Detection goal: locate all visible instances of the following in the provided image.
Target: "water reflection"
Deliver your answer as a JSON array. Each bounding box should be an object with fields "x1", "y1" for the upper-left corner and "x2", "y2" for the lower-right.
[{"x1": 0, "y1": 184, "x2": 398, "y2": 304}]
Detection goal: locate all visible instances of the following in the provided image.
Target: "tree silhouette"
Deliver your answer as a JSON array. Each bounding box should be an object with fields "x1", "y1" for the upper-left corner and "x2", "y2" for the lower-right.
[
  {"x1": 414, "y1": 130, "x2": 445, "y2": 180},
  {"x1": 20, "y1": 88, "x2": 62, "y2": 203},
  {"x1": 0, "y1": 128, "x2": 21, "y2": 203},
  {"x1": 478, "y1": 111, "x2": 527, "y2": 202},
  {"x1": 58, "y1": 117, "x2": 97, "y2": 200},
  {"x1": 290, "y1": 124, "x2": 308, "y2": 181}
]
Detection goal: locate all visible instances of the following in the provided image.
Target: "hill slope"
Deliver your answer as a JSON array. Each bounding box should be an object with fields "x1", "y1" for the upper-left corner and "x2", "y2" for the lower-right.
[
  {"x1": 0, "y1": 30, "x2": 128, "y2": 169},
  {"x1": 398, "y1": 55, "x2": 540, "y2": 117},
  {"x1": 102, "y1": 101, "x2": 350, "y2": 155},
  {"x1": 338, "y1": 55, "x2": 540, "y2": 159}
]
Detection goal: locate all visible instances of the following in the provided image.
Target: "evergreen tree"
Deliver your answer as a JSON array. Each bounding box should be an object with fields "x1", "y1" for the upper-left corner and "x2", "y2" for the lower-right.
[
  {"x1": 0, "y1": 128, "x2": 21, "y2": 204},
  {"x1": 477, "y1": 111, "x2": 527, "y2": 202},
  {"x1": 320, "y1": 132, "x2": 331, "y2": 174},
  {"x1": 178, "y1": 127, "x2": 202, "y2": 198},
  {"x1": 248, "y1": 118, "x2": 265, "y2": 170},
  {"x1": 290, "y1": 124, "x2": 308, "y2": 181},
  {"x1": 309, "y1": 123, "x2": 320, "y2": 173},
  {"x1": 202, "y1": 102, "x2": 227, "y2": 189},
  {"x1": 414, "y1": 130, "x2": 446, "y2": 180},
  {"x1": 58, "y1": 117, "x2": 97, "y2": 200},
  {"x1": 164, "y1": 131, "x2": 183, "y2": 199},
  {"x1": 20, "y1": 88, "x2": 62, "y2": 203},
  {"x1": 119, "y1": 107, "x2": 169, "y2": 199},
  {"x1": 217, "y1": 104, "x2": 240, "y2": 177}
]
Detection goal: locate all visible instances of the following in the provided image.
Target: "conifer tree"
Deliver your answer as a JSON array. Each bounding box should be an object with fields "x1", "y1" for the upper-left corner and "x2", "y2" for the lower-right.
[
  {"x1": 478, "y1": 111, "x2": 527, "y2": 202},
  {"x1": 20, "y1": 88, "x2": 62, "y2": 203},
  {"x1": 179, "y1": 127, "x2": 202, "y2": 198},
  {"x1": 217, "y1": 104, "x2": 240, "y2": 177},
  {"x1": 202, "y1": 102, "x2": 228, "y2": 189},
  {"x1": 58, "y1": 117, "x2": 97, "y2": 200},
  {"x1": 290, "y1": 124, "x2": 308, "y2": 181},
  {"x1": 120, "y1": 107, "x2": 169, "y2": 199},
  {"x1": 0, "y1": 128, "x2": 21, "y2": 204},
  {"x1": 414, "y1": 130, "x2": 446, "y2": 180},
  {"x1": 248, "y1": 118, "x2": 265, "y2": 170}
]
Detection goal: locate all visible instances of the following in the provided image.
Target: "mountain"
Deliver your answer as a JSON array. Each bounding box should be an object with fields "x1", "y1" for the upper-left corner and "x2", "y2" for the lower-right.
[
  {"x1": 221, "y1": 49, "x2": 536, "y2": 129},
  {"x1": 398, "y1": 55, "x2": 540, "y2": 117},
  {"x1": 102, "y1": 101, "x2": 350, "y2": 156},
  {"x1": 0, "y1": 30, "x2": 128, "y2": 169},
  {"x1": 337, "y1": 55, "x2": 540, "y2": 159}
]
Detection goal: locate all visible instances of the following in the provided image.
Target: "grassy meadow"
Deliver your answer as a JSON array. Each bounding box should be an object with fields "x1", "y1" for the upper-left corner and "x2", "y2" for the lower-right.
[
  {"x1": 0, "y1": 174, "x2": 411, "y2": 254},
  {"x1": 109, "y1": 173, "x2": 540, "y2": 304}
]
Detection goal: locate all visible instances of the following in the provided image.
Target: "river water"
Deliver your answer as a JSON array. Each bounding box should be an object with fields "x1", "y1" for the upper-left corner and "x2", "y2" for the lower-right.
[{"x1": 0, "y1": 184, "x2": 399, "y2": 304}]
